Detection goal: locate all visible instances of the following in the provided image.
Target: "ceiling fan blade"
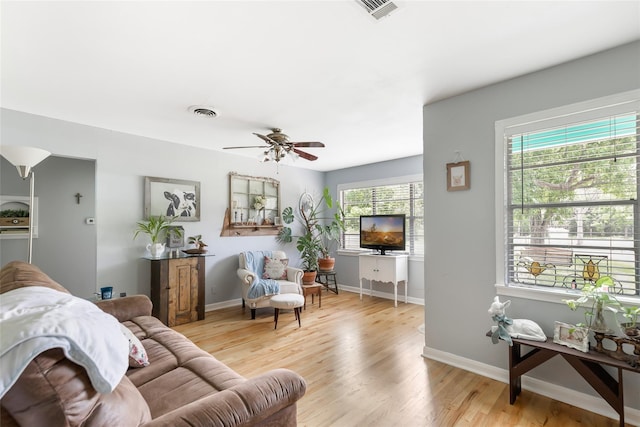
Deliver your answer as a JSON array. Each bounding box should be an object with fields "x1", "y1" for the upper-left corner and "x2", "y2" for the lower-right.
[
  {"x1": 223, "y1": 145, "x2": 270, "y2": 149},
  {"x1": 293, "y1": 148, "x2": 318, "y2": 161},
  {"x1": 292, "y1": 141, "x2": 325, "y2": 148},
  {"x1": 253, "y1": 133, "x2": 277, "y2": 144}
]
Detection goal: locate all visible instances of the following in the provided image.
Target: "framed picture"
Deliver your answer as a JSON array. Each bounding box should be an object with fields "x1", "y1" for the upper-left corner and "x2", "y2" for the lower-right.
[
  {"x1": 144, "y1": 177, "x2": 200, "y2": 221},
  {"x1": 446, "y1": 161, "x2": 470, "y2": 191},
  {"x1": 553, "y1": 321, "x2": 589, "y2": 353}
]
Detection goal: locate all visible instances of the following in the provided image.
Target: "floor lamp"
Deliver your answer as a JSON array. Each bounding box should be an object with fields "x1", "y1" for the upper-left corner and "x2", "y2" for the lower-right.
[{"x1": 0, "y1": 146, "x2": 51, "y2": 264}]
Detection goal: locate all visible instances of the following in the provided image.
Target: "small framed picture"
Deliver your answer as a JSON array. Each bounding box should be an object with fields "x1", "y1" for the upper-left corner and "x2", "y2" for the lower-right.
[
  {"x1": 553, "y1": 321, "x2": 589, "y2": 353},
  {"x1": 446, "y1": 161, "x2": 470, "y2": 191},
  {"x1": 144, "y1": 177, "x2": 200, "y2": 221}
]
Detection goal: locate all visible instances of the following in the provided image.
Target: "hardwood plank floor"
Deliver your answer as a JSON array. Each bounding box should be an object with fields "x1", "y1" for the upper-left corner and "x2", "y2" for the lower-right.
[{"x1": 173, "y1": 290, "x2": 625, "y2": 426}]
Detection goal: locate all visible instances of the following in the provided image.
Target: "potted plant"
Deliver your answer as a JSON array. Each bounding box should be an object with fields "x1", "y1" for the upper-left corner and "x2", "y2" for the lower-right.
[
  {"x1": 134, "y1": 215, "x2": 179, "y2": 257},
  {"x1": 563, "y1": 276, "x2": 621, "y2": 333},
  {"x1": 316, "y1": 188, "x2": 345, "y2": 272},
  {"x1": 296, "y1": 232, "x2": 323, "y2": 285},
  {"x1": 184, "y1": 234, "x2": 208, "y2": 254},
  {"x1": 278, "y1": 187, "x2": 344, "y2": 282}
]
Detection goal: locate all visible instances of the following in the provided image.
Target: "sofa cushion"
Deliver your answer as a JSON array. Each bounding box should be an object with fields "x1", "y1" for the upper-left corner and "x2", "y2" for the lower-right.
[
  {"x1": 1, "y1": 348, "x2": 151, "y2": 427},
  {"x1": 124, "y1": 315, "x2": 246, "y2": 418}
]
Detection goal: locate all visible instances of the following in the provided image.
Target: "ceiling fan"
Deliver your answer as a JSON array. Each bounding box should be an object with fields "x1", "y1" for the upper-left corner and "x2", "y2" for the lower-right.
[{"x1": 223, "y1": 128, "x2": 325, "y2": 163}]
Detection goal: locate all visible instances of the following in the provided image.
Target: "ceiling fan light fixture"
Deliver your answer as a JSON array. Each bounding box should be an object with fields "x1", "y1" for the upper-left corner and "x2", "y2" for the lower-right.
[{"x1": 187, "y1": 105, "x2": 219, "y2": 118}]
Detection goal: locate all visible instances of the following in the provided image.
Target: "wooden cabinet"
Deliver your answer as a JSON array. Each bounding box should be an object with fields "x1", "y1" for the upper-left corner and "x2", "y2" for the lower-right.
[
  {"x1": 359, "y1": 254, "x2": 408, "y2": 307},
  {"x1": 149, "y1": 256, "x2": 205, "y2": 326}
]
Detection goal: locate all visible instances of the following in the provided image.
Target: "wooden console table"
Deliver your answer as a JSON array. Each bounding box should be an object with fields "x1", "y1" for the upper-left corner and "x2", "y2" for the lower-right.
[{"x1": 504, "y1": 336, "x2": 639, "y2": 427}]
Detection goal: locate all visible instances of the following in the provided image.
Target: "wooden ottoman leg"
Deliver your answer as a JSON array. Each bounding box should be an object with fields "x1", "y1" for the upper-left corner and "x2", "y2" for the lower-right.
[{"x1": 274, "y1": 308, "x2": 279, "y2": 329}]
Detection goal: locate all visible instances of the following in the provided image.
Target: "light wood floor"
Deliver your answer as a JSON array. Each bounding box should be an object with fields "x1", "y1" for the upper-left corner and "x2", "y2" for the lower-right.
[{"x1": 173, "y1": 290, "x2": 625, "y2": 427}]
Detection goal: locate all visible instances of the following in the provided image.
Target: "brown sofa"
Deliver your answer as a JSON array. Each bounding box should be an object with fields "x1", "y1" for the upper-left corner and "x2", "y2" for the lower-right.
[{"x1": 0, "y1": 261, "x2": 306, "y2": 426}]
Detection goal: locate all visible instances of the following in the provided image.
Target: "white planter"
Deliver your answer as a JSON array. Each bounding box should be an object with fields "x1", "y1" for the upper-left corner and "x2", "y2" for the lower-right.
[{"x1": 146, "y1": 242, "x2": 166, "y2": 258}]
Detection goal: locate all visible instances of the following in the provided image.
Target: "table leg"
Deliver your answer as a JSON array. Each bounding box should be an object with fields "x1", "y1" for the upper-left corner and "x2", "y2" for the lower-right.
[
  {"x1": 509, "y1": 342, "x2": 522, "y2": 404},
  {"x1": 404, "y1": 280, "x2": 408, "y2": 304},
  {"x1": 394, "y1": 282, "x2": 398, "y2": 307}
]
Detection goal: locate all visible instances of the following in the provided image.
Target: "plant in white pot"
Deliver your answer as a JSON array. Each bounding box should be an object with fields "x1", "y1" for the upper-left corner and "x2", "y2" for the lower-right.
[{"x1": 134, "y1": 215, "x2": 179, "y2": 257}]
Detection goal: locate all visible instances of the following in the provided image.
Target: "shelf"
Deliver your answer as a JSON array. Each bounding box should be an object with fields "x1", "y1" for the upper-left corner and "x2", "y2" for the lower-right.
[{"x1": 231, "y1": 224, "x2": 282, "y2": 229}]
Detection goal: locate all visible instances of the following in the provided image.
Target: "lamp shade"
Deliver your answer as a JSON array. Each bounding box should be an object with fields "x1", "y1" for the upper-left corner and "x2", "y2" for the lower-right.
[{"x1": 0, "y1": 146, "x2": 51, "y2": 178}]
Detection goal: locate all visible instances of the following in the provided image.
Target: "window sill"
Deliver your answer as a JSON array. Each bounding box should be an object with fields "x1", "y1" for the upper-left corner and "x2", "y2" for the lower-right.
[{"x1": 495, "y1": 283, "x2": 640, "y2": 306}]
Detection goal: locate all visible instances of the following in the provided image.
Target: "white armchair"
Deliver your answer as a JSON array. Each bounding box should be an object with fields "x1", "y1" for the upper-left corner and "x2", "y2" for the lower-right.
[{"x1": 238, "y1": 250, "x2": 303, "y2": 319}]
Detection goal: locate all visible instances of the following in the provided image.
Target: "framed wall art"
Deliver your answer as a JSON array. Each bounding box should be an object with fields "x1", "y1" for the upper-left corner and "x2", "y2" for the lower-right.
[
  {"x1": 446, "y1": 160, "x2": 470, "y2": 191},
  {"x1": 144, "y1": 176, "x2": 200, "y2": 221},
  {"x1": 553, "y1": 321, "x2": 589, "y2": 353}
]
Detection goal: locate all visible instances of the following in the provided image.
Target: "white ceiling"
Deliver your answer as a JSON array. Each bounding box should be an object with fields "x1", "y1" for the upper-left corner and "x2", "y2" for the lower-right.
[{"x1": 2, "y1": 1, "x2": 639, "y2": 171}]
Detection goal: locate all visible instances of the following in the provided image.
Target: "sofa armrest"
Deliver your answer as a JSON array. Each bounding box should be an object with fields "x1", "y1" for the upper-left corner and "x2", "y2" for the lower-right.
[
  {"x1": 285, "y1": 267, "x2": 303, "y2": 285},
  {"x1": 237, "y1": 268, "x2": 255, "y2": 286},
  {"x1": 142, "y1": 368, "x2": 306, "y2": 427},
  {"x1": 95, "y1": 295, "x2": 153, "y2": 322}
]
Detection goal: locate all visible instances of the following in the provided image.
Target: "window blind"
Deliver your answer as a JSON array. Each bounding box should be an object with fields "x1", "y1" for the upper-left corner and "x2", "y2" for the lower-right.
[
  {"x1": 340, "y1": 180, "x2": 423, "y2": 256},
  {"x1": 505, "y1": 110, "x2": 639, "y2": 296}
]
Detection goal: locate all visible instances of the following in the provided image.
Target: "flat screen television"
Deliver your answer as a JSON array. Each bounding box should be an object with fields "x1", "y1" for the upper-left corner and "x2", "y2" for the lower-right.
[{"x1": 359, "y1": 214, "x2": 406, "y2": 255}]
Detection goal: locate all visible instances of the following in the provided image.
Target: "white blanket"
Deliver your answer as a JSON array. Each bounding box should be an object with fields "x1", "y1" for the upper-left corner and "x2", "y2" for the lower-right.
[{"x1": 0, "y1": 286, "x2": 129, "y2": 398}]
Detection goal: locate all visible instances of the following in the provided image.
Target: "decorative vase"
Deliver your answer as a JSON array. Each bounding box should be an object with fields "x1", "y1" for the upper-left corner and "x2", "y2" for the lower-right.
[
  {"x1": 146, "y1": 242, "x2": 166, "y2": 258},
  {"x1": 590, "y1": 300, "x2": 610, "y2": 333}
]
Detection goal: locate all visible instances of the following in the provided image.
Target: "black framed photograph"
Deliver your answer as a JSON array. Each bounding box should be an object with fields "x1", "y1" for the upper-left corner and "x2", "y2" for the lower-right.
[
  {"x1": 446, "y1": 161, "x2": 470, "y2": 191},
  {"x1": 144, "y1": 176, "x2": 200, "y2": 221}
]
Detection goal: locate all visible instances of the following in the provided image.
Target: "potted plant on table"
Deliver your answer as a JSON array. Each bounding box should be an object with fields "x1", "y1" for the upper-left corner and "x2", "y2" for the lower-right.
[
  {"x1": 296, "y1": 232, "x2": 323, "y2": 285},
  {"x1": 277, "y1": 187, "x2": 344, "y2": 283},
  {"x1": 317, "y1": 188, "x2": 345, "y2": 272},
  {"x1": 134, "y1": 215, "x2": 179, "y2": 258},
  {"x1": 563, "y1": 276, "x2": 621, "y2": 334}
]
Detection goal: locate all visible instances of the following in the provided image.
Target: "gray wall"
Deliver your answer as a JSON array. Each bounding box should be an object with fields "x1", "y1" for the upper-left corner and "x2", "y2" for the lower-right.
[
  {"x1": 325, "y1": 155, "x2": 424, "y2": 302},
  {"x1": 1, "y1": 156, "x2": 97, "y2": 297},
  {"x1": 423, "y1": 41, "x2": 640, "y2": 408},
  {"x1": 1, "y1": 109, "x2": 324, "y2": 306}
]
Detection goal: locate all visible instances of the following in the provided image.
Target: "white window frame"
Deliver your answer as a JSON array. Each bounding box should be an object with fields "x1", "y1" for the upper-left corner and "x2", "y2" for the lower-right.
[
  {"x1": 494, "y1": 89, "x2": 640, "y2": 305},
  {"x1": 337, "y1": 174, "x2": 424, "y2": 261}
]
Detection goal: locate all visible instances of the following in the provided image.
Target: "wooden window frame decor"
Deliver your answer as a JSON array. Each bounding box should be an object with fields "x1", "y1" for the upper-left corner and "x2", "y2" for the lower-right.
[
  {"x1": 553, "y1": 321, "x2": 589, "y2": 353},
  {"x1": 221, "y1": 172, "x2": 281, "y2": 237},
  {"x1": 144, "y1": 176, "x2": 200, "y2": 222},
  {"x1": 446, "y1": 160, "x2": 470, "y2": 191}
]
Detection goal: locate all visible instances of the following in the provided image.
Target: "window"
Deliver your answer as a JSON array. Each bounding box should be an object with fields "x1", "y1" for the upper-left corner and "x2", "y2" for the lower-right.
[
  {"x1": 338, "y1": 175, "x2": 423, "y2": 256},
  {"x1": 497, "y1": 91, "x2": 639, "y2": 299}
]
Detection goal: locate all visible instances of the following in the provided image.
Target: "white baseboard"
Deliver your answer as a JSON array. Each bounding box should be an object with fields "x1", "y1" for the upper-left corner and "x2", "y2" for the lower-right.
[
  {"x1": 422, "y1": 346, "x2": 640, "y2": 426},
  {"x1": 338, "y1": 284, "x2": 425, "y2": 306},
  {"x1": 205, "y1": 298, "x2": 243, "y2": 312}
]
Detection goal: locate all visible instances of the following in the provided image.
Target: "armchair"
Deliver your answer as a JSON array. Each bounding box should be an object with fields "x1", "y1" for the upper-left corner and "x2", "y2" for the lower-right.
[{"x1": 238, "y1": 250, "x2": 303, "y2": 319}]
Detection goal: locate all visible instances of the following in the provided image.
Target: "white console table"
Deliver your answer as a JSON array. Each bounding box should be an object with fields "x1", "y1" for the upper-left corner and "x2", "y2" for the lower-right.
[{"x1": 358, "y1": 254, "x2": 408, "y2": 307}]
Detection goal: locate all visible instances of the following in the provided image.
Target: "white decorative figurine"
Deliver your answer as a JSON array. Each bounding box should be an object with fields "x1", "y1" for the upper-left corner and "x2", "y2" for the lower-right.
[{"x1": 488, "y1": 296, "x2": 546, "y2": 346}]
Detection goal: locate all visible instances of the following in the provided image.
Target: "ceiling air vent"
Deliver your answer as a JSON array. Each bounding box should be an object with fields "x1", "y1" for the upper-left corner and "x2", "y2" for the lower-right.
[
  {"x1": 356, "y1": 0, "x2": 398, "y2": 20},
  {"x1": 188, "y1": 105, "x2": 218, "y2": 118}
]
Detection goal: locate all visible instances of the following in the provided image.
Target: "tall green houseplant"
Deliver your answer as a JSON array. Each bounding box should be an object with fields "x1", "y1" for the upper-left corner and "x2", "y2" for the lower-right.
[{"x1": 277, "y1": 187, "x2": 344, "y2": 275}]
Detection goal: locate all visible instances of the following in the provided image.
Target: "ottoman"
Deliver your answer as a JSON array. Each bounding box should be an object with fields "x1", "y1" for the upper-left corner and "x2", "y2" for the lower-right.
[{"x1": 270, "y1": 293, "x2": 304, "y2": 329}]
